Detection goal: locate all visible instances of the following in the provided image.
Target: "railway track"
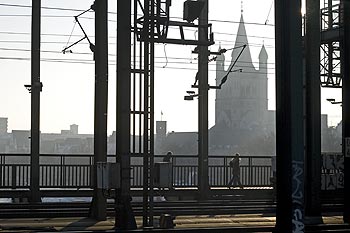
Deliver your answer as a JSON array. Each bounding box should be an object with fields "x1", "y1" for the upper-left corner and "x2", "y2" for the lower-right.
[
  {"x1": 0, "y1": 198, "x2": 343, "y2": 218},
  {"x1": 0, "y1": 201, "x2": 349, "y2": 232},
  {"x1": 0, "y1": 199, "x2": 276, "y2": 218},
  {"x1": 1, "y1": 199, "x2": 348, "y2": 233}
]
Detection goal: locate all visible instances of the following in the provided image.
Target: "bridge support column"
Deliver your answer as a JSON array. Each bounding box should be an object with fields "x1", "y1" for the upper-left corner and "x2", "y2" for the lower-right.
[
  {"x1": 30, "y1": 0, "x2": 41, "y2": 203},
  {"x1": 275, "y1": 0, "x2": 305, "y2": 232},
  {"x1": 116, "y1": 0, "x2": 136, "y2": 229},
  {"x1": 198, "y1": 0, "x2": 210, "y2": 201},
  {"x1": 342, "y1": 0, "x2": 350, "y2": 223},
  {"x1": 91, "y1": 0, "x2": 108, "y2": 221},
  {"x1": 305, "y1": 0, "x2": 321, "y2": 218}
]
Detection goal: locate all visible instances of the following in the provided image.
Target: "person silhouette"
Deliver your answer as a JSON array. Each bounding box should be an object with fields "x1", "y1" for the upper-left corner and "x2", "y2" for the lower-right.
[
  {"x1": 163, "y1": 151, "x2": 172, "y2": 162},
  {"x1": 228, "y1": 153, "x2": 243, "y2": 189}
]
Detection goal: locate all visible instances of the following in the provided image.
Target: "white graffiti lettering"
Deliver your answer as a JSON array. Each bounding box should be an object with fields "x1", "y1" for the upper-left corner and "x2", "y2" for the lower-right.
[
  {"x1": 292, "y1": 160, "x2": 303, "y2": 203},
  {"x1": 293, "y1": 209, "x2": 304, "y2": 233},
  {"x1": 292, "y1": 160, "x2": 304, "y2": 233}
]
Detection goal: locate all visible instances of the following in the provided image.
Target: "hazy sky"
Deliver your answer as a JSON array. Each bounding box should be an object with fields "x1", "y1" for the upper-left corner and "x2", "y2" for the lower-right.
[{"x1": 0, "y1": 0, "x2": 342, "y2": 135}]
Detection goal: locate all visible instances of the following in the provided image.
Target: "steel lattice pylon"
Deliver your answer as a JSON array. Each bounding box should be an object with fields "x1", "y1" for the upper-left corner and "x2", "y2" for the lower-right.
[
  {"x1": 117, "y1": 0, "x2": 214, "y2": 228},
  {"x1": 320, "y1": 0, "x2": 343, "y2": 88}
]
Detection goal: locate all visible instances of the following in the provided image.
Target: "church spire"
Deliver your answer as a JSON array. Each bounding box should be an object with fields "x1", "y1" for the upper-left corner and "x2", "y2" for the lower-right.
[
  {"x1": 259, "y1": 43, "x2": 268, "y2": 60},
  {"x1": 216, "y1": 43, "x2": 226, "y2": 79},
  {"x1": 231, "y1": 11, "x2": 254, "y2": 69},
  {"x1": 259, "y1": 43, "x2": 268, "y2": 73}
]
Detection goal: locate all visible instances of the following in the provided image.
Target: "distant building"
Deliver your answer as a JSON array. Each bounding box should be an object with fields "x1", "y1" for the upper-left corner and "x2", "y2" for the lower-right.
[
  {"x1": 11, "y1": 130, "x2": 30, "y2": 153},
  {"x1": 162, "y1": 131, "x2": 197, "y2": 155},
  {"x1": 61, "y1": 130, "x2": 71, "y2": 135},
  {"x1": 0, "y1": 123, "x2": 95, "y2": 154},
  {"x1": 60, "y1": 124, "x2": 79, "y2": 135},
  {"x1": 0, "y1": 120, "x2": 10, "y2": 151},
  {"x1": 155, "y1": 13, "x2": 273, "y2": 155},
  {"x1": 155, "y1": 121, "x2": 167, "y2": 154},
  {"x1": 210, "y1": 13, "x2": 273, "y2": 155},
  {"x1": 70, "y1": 124, "x2": 79, "y2": 135},
  {"x1": 0, "y1": 117, "x2": 8, "y2": 134}
]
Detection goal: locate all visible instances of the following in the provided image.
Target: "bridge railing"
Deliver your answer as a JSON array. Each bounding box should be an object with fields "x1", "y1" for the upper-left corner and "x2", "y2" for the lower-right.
[
  {"x1": 1, "y1": 153, "x2": 342, "y2": 190},
  {"x1": 0, "y1": 154, "x2": 274, "y2": 189},
  {"x1": 123, "y1": 155, "x2": 274, "y2": 188}
]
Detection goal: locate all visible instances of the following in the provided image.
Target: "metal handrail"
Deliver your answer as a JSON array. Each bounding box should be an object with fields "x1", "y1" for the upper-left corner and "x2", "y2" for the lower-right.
[{"x1": 0, "y1": 153, "x2": 274, "y2": 189}]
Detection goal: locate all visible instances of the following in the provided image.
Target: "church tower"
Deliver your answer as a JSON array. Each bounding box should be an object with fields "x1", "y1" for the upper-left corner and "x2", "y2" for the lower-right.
[
  {"x1": 259, "y1": 44, "x2": 269, "y2": 111},
  {"x1": 212, "y1": 11, "x2": 269, "y2": 149},
  {"x1": 215, "y1": 45, "x2": 226, "y2": 125}
]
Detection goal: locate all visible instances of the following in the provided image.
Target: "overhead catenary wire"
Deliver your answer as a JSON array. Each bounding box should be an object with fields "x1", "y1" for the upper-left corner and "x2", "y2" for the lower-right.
[
  {"x1": 0, "y1": 3, "x2": 276, "y2": 76},
  {"x1": 0, "y1": 30, "x2": 274, "y2": 42},
  {"x1": 0, "y1": 56, "x2": 276, "y2": 75},
  {"x1": 64, "y1": 21, "x2": 77, "y2": 52},
  {"x1": 218, "y1": 44, "x2": 247, "y2": 88},
  {"x1": 0, "y1": 3, "x2": 274, "y2": 26},
  {"x1": 265, "y1": 0, "x2": 274, "y2": 25},
  {"x1": 0, "y1": 3, "x2": 106, "y2": 13},
  {"x1": 0, "y1": 38, "x2": 274, "y2": 49},
  {"x1": 0, "y1": 22, "x2": 275, "y2": 40},
  {"x1": 0, "y1": 31, "x2": 117, "y2": 39},
  {"x1": 0, "y1": 47, "x2": 276, "y2": 66},
  {"x1": 0, "y1": 40, "x2": 119, "y2": 46},
  {"x1": 0, "y1": 54, "x2": 276, "y2": 69},
  {"x1": 0, "y1": 48, "x2": 276, "y2": 67}
]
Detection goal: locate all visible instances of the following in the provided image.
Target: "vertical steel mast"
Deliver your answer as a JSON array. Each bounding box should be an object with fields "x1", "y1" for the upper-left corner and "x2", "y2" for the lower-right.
[
  {"x1": 91, "y1": 0, "x2": 108, "y2": 221},
  {"x1": 198, "y1": 0, "x2": 210, "y2": 200},
  {"x1": 30, "y1": 0, "x2": 42, "y2": 203},
  {"x1": 118, "y1": 0, "x2": 214, "y2": 227}
]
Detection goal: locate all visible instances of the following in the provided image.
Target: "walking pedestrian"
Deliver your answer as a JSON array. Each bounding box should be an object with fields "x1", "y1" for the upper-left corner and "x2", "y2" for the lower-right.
[
  {"x1": 228, "y1": 153, "x2": 243, "y2": 189},
  {"x1": 163, "y1": 151, "x2": 172, "y2": 162}
]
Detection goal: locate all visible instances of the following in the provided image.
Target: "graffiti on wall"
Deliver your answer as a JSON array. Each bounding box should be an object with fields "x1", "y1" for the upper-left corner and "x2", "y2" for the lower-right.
[
  {"x1": 292, "y1": 160, "x2": 304, "y2": 233},
  {"x1": 321, "y1": 153, "x2": 344, "y2": 190}
]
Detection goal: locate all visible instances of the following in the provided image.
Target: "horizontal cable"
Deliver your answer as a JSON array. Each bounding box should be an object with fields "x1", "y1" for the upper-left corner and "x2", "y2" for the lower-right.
[
  {"x1": 0, "y1": 3, "x2": 275, "y2": 27},
  {"x1": 0, "y1": 47, "x2": 276, "y2": 66},
  {"x1": 0, "y1": 56, "x2": 276, "y2": 75}
]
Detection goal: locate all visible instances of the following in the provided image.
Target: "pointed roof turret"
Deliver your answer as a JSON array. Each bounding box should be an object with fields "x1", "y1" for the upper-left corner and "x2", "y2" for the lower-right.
[
  {"x1": 217, "y1": 44, "x2": 225, "y2": 61},
  {"x1": 259, "y1": 44, "x2": 268, "y2": 60},
  {"x1": 231, "y1": 14, "x2": 254, "y2": 69}
]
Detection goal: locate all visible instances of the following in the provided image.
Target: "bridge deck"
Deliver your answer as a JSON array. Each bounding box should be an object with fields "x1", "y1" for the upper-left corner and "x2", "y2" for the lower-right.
[
  {"x1": 0, "y1": 214, "x2": 345, "y2": 232},
  {"x1": 0, "y1": 186, "x2": 273, "y2": 199}
]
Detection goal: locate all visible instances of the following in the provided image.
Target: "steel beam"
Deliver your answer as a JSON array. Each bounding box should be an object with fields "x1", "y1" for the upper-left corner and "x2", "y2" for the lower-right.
[
  {"x1": 30, "y1": 0, "x2": 41, "y2": 203},
  {"x1": 305, "y1": 0, "x2": 321, "y2": 217},
  {"x1": 91, "y1": 0, "x2": 108, "y2": 221},
  {"x1": 342, "y1": 0, "x2": 350, "y2": 224},
  {"x1": 141, "y1": 0, "x2": 155, "y2": 226},
  {"x1": 275, "y1": 0, "x2": 305, "y2": 232},
  {"x1": 116, "y1": 0, "x2": 136, "y2": 229},
  {"x1": 198, "y1": 0, "x2": 209, "y2": 200}
]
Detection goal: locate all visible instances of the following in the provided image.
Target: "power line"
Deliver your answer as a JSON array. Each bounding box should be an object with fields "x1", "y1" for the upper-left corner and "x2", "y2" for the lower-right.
[
  {"x1": 0, "y1": 14, "x2": 117, "y2": 22},
  {"x1": 0, "y1": 3, "x2": 275, "y2": 27},
  {"x1": 212, "y1": 18, "x2": 274, "y2": 27},
  {"x1": 0, "y1": 3, "x2": 108, "y2": 14},
  {"x1": 0, "y1": 14, "x2": 89, "y2": 18},
  {"x1": 218, "y1": 40, "x2": 274, "y2": 48},
  {"x1": 0, "y1": 31, "x2": 117, "y2": 39},
  {"x1": 0, "y1": 38, "x2": 273, "y2": 49},
  {"x1": 0, "y1": 18, "x2": 273, "y2": 41},
  {"x1": 166, "y1": 16, "x2": 275, "y2": 27},
  {"x1": 0, "y1": 40, "x2": 118, "y2": 45},
  {"x1": 0, "y1": 47, "x2": 111, "y2": 56},
  {"x1": 0, "y1": 55, "x2": 276, "y2": 74},
  {"x1": 0, "y1": 29, "x2": 274, "y2": 43},
  {"x1": 213, "y1": 31, "x2": 274, "y2": 40},
  {"x1": 0, "y1": 47, "x2": 276, "y2": 66}
]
